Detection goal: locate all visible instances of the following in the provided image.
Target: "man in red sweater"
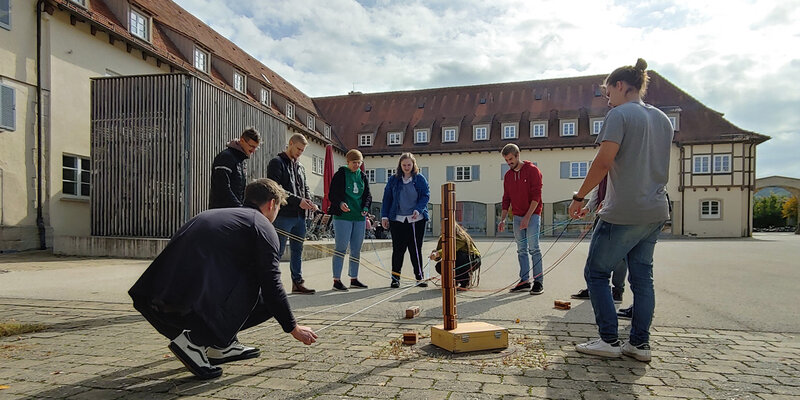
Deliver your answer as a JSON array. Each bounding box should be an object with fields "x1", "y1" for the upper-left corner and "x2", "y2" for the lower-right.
[{"x1": 498, "y1": 144, "x2": 544, "y2": 295}]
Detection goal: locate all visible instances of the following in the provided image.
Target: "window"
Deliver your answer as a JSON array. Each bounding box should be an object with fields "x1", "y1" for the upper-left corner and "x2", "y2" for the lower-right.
[
  {"x1": 474, "y1": 126, "x2": 488, "y2": 141},
  {"x1": 388, "y1": 132, "x2": 402, "y2": 145},
  {"x1": 455, "y1": 166, "x2": 472, "y2": 182},
  {"x1": 570, "y1": 161, "x2": 589, "y2": 178},
  {"x1": 63, "y1": 154, "x2": 90, "y2": 197},
  {"x1": 365, "y1": 169, "x2": 376, "y2": 184},
  {"x1": 307, "y1": 115, "x2": 315, "y2": 130},
  {"x1": 443, "y1": 128, "x2": 457, "y2": 142},
  {"x1": 0, "y1": 83, "x2": 15, "y2": 131},
  {"x1": 129, "y1": 8, "x2": 150, "y2": 41},
  {"x1": 233, "y1": 71, "x2": 245, "y2": 93},
  {"x1": 386, "y1": 168, "x2": 396, "y2": 181},
  {"x1": 194, "y1": 47, "x2": 209, "y2": 73},
  {"x1": 324, "y1": 125, "x2": 331, "y2": 139},
  {"x1": 260, "y1": 88, "x2": 271, "y2": 106},
  {"x1": 415, "y1": 129, "x2": 428, "y2": 143},
  {"x1": 668, "y1": 115, "x2": 679, "y2": 131},
  {"x1": 0, "y1": 0, "x2": 9, "y2": 31},
  {"x1": 502, "y1": 124, "x2": 517, "y2": 139},
  {"x1": 531, "y1": 122, "x2": 547, "y2": 138},
  {"x1": 591, "y1": 119, "x2": 603, "y2": 135},
  {"x1": 70, "y1": 0, "x2": 86, "y2": 6},
  {"x1": 286, "y1": 102, "x2": 294, "y2": 120},
  {"x1": 561, "y1": 120, "x2": 577, "y2": 136},
  {"x1": 700, "y1": 200, "x2": 721, "y2": 219},
  {"x1": 359, "y1": 134, "x2": 372, "y2": 146},
  {"x1": 311, "y1": 155, "x2": 323, "y2": 175},
  {"x1": 713, "y1": 154, "x2": 731, "y2": 173},
  {"x1": 693, "y1": 155, "x2": 710, "y2": 174}
]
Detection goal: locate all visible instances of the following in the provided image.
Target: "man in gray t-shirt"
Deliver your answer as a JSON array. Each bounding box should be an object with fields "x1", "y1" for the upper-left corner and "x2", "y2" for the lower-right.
[{"x1": 568, "y1": 61, "x2": 673, "y2": 363}]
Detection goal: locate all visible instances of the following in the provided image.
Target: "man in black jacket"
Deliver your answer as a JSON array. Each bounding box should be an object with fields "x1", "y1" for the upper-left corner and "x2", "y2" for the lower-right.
[
  {"x1": 129, "y1": 178, "x2": 318, "y2": 380},
  {"x1": 209, "y1": 127, "x2": 261, "y2": 209},
  {"x1": 267, "y1": 133, "x2": 318, "y2": 294}
]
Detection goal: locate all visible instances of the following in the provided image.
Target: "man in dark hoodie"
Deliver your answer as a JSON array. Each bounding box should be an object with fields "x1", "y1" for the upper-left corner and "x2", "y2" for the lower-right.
[
  {"x1": 498, "y1": 143, "x2": 545, "y2": 295},
  {"x1": 267, "y1": 133, "x2": 318, "y2": 294},
  {"x1": 209, "y1": 127, "x2": 261, "y2": 209}
]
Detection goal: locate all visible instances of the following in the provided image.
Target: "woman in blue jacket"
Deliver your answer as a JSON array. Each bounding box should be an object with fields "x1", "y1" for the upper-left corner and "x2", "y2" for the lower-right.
[{"x1": 381, "y1": 152, "x2": 430, "y2": 288}]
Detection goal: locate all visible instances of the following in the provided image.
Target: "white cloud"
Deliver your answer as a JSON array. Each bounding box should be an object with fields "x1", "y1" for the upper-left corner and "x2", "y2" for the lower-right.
[{"x1": 174, "y1": 0, "x2": 800, "y2": 178}]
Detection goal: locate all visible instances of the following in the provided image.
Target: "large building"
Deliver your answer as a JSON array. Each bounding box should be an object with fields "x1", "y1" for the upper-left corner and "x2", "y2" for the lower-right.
[{"x1": 0, "y1": 0, "x2": 769, "y2": 254}]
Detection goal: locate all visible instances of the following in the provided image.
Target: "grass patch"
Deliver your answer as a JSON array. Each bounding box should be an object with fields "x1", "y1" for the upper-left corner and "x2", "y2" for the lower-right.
[{"x1": 0, "y1": 321, "x2": 46, "y2": 337}]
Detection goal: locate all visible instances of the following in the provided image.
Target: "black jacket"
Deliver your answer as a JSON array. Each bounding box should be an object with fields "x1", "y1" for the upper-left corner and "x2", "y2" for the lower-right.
[
  {"x1": 327, "y1": 167, "x2": 372, "y2": 216},
  {"x1": 129, "y1": 205, "x2": 296, "y2": 346},
  {"x1": 267, "y1": 152, "x2": 310, "y2": 217},
  {"x1": 209, "y1": 145, "x2": 248, "y2": 209}
]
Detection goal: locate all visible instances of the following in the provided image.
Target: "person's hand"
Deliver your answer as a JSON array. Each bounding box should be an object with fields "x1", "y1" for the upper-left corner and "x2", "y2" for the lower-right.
[
  {"x1": 429, "y1": 250, "x2": 439, "y2": 260},
  {"x1": 381, "y1": 218, "x2": 389, "y2": 230},
  {"x1": 520, "y1": 216, "x2": 530, "y2": 230},
  {"x1": 340, "y1": 202, "x2": 350, "y2": 212},
  {"x1": 568, "y1": 200, "x2": 585, "y2": 219},
  {"x1": 361, "y1": 210, "x2": 369, "y2": 216},
  {"x1": 497, "y1": 221, "x2": 505, "y2": 233},
  {"x1": 300, "y1": 199, "x2": 316, "y2": 211},
  {"x1": 411, "y1": 210, "x2": 420, "y2": 219},
  {"x1": 290, "y1": 325, "x2": 318, "y2": 345},
  {"x1": 577, "y1": 206, "x2": 590, "y2": 219}
]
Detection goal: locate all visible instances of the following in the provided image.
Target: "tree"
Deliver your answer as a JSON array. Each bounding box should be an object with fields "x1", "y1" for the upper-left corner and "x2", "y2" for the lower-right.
[
  {"x1": 753, "y1": 193, "x2": 788, "y2": 228},
  {"x1": 782, "y1": 196, "x2": 797, "y2": 220}
]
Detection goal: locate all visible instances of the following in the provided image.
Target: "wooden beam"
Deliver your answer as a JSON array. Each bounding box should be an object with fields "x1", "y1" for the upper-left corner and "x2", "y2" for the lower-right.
[
  {"x1": 109, "y1": 35, "x2": 115, "y2": 45},
  {"x1": 142, "y1": 52, "x2": 147, "y2": 61},
  {"x1": 70, "y1": 15, "x2": 77, "y2": 25},
  {"x1": 126, "y1": 43, "x2": 132, "y2": 53},
  {"x1": 90, "y1": 25, "x2": 97, "y2": 36}
]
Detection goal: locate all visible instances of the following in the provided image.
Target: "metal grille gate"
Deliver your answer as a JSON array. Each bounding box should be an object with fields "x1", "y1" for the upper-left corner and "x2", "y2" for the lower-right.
[{"x1": 91, "y1": 74, "x2": 287, "y2": 237}]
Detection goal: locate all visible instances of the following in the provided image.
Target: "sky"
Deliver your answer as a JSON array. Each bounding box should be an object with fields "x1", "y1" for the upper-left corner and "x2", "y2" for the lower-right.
[{"x1": 174, "y1": 0, "x2": 800, "y2": 179}]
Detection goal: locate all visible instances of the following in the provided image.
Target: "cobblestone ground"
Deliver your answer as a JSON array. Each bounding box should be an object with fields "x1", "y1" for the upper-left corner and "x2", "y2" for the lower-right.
[{"x1": 1, "y1": 298, "x2": 799, "y2": 399}]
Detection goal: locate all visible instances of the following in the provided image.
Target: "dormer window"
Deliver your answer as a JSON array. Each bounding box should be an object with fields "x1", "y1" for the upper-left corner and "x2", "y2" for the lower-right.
[
  {"x1": 442, "y1": 127, "x2": 457, "y2": 143},
  {"x1": 286, "y1": 103, "x2": 294, "y2": 120},
  {"x1": 502, "y1": 123, "x2": 518, "y2": 139},
  {"x1": 560, "y1": 120, "x2": 577, "y2": 136},
  {"x1": 233, "y1": 70, "x2": 245, "y2": 93},
  {"x1": 359, "y1": 134, "x2": 372, "y2": 147},
  {"x1": 473, "y1": 125, "x2": 489, "y2": 141},
  {"x1": 260, "y1": 88, "x2": 270, "y2": 106},
  {"x1": 129, "y1": 8, "x2": 150, "y2": 41},
  {"x1": 530, "y1": 121, "x2": 547, "y2": 138},
  {"x1": 590, "y1": 118, "x2": 604, "y2": 135},
  {"x1": 668, "y1": 114, "x2": 680, "y2": 131},
  {"x1": 324, "y1": 125, "x2": 331, "y2": 139},
  {"x1": 307, "y1": 115, "x2": 315, "y2": 130},
  {"x1": 388, "y1": 132, "x2": 402, "y2": 145},
  {"x1": 194, "y1": 47, "x2": 209, "y2": 73},
  {"x1": 415, "y1": 129, "x2": 429, "y2": 143},
  {"x1": 70, "y1": 0, "x2": 87, "y2": 7}
]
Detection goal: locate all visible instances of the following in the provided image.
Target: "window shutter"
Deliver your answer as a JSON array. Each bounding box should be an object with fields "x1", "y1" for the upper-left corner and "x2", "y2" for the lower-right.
[
  {"x1": 421, "y1": 167, "x2": 429, "y2": 181},
  {"x1": 501, "y1": 164, "x2": 510, "y2": 180},
  {"x1": 376, "y1": 168, "x2": 386, "y2": 183},
  {"x1": 560, "y1": 161, "x2": 570, "y2": 179},
  {"x1": 0, "y1": 0, "x2": 10, "y2": 30},
  {"x1": 472, "y1": 165, "x2": 480, "y2": 181},
  {"x1": 446, "y1": 166, "x2": 454, "y2": 182},
  {"x1": 0, "y1": 84, "x2": 15, "y2": 131}
]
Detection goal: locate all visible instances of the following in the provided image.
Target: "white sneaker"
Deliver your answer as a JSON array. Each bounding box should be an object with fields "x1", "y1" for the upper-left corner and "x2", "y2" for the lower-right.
[
  {"x1": 206, "y1": 339, "x2": 260, "y2": 365},
  {"x1": 168, "y1": 331, "x2": 222, "y2": 379},
  {"x1": 575, "y1": 338, "x2": 622, "y2": 358},
  {"x1": 622, "y1": 341, "x2": 651, "y2": 362}
]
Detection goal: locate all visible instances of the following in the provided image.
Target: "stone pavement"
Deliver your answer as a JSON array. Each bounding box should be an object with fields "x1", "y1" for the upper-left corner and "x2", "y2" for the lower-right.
[{"x1": 1, "y1": 297, "x2": 799, "y2": 399}]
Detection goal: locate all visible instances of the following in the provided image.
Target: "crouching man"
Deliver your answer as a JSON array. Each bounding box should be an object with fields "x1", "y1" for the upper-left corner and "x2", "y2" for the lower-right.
[{"x1": 129, "y1": 178, "x2": 317, "y2": 379}]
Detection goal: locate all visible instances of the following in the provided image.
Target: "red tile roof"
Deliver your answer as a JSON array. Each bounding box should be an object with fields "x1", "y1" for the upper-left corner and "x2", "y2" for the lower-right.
[{"x1": 314, "y1": 72, "x2": 769, "y2": 155}]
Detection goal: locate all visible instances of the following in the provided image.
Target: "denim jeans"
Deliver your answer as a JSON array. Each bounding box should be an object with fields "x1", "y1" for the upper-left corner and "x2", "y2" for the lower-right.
[
  {"x1": 332, "y1": 218, "x2": 366, "y2": 279},
  {"x1": 611, "y1": 258, "x2": 628, "y2": 291},
  {"x1": 512, "y1": 214, "x2": 543, "y2": 283},
  {"x1": 273, "y1": 215, "x2": 306, "y2": 283},
  {"x1": 584, "y1": 219, "x2": 665, "y2": 345}
]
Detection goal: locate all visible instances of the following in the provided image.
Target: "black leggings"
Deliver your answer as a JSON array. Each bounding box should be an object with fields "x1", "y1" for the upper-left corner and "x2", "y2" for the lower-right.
[
  {"x1": 435, "y1": 251, "x2": 480, "y2": 288},
  {"x1": 389, "y1": 219, "x2": 427, "y2": 281}
]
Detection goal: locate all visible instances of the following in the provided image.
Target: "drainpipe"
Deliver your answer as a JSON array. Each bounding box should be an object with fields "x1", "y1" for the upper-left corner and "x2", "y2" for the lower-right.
[
  {"x1": 746, "y1": 141, "x2": 753, "y2": 237},
  {"x1": 35, "y1": 0, "x2": 46, "y2": 249}
]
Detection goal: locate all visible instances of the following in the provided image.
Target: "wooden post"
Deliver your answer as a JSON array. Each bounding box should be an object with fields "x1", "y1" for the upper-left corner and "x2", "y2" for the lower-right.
[{"x1": 441, "y1": 183, "x2": 457, "y2": 330}]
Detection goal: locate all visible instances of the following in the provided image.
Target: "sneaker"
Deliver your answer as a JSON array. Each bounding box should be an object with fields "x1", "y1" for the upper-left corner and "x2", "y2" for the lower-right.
[
  {"x1": 350, "y1": 278, "x2": 368, "y2": 289},
  {"x1": 390, "y1": 280, "x2": 400, "y2": 288},
  {"x1": 416, "y1": 280, "x2": 428, "y2": 287},
  {"x1": 292, "y1": 281, "x2": 316, "y2": 295},
  {"x1": 575, "y1": 338, "x2": 622, "y2": 358},
  {"x1": 529, "y1": 281, "x2": 544, "y2": 295},
  {"x1": 207, "y1": 339, "x2": 260, "y2": 365},
  {"x1": 509, "y1": 282, "x2": 531, "y2": 293},
  {"x1": 622, "y1": 341, "x2": 651, "y2": 362},
  {"x1": 617, "y1": 306, "x2": 632, "y2": 320},
  {"x1": 332, "y1": 280, "x2": 348, "y2": 291},
  {"x1": 612, "y1": 288, "x2": 623, "y2": 304},
  {"x1": 168, "y1": 331, "x2": 222, "y2": 379},
  {"x1": 570, "y1": 288, "x2": 590, "y2": 299}
]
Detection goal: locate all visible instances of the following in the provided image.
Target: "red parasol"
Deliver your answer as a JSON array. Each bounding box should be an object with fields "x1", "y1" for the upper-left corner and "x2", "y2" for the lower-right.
[{"x1": 322, "y1": 144, "x2": 335, "y2": 213}]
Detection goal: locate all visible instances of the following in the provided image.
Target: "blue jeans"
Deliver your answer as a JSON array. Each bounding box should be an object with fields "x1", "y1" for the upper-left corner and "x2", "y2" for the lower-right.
[
  {"x1": 512, "y1": 214, "x2": 543, "y2": 283},
  {"x1": 273, "y1": 215, "x2": 306, "y2": 283},
  {"x1": 332, "y1": 218, "x2": 366, "y2": 279},
  {"x1": 611, "y1": 258, "x2": 628, "y2": 291},
  {"x1": 584, "y1": 219, "x2": 666, "y2": 345}
]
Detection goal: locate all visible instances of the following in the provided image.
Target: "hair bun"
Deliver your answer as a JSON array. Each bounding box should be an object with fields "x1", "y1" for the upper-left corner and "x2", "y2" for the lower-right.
[{"x1": 635, "y1": 58, "x2": 647, "y2": 71}]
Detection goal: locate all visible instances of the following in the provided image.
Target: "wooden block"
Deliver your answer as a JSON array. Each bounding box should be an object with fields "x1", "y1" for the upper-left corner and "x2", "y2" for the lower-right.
[
  {"x1": 402, "y1": 331, "x2": 418, "y2": 345},
  {"x1": 430, "y1": 322, "x2": 508, "y2": 353},
  {"x1": 554, "y1": 300, "x2": 571, "y2": 310},
  {"x1": 405, "y1": 306, "x2": 420, "y2": 319}
]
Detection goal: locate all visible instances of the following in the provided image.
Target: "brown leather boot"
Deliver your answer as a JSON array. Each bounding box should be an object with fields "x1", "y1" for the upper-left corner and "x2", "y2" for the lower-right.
[{"x1": 292, "y1": 281, "x2": 316, "y2": 294}]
